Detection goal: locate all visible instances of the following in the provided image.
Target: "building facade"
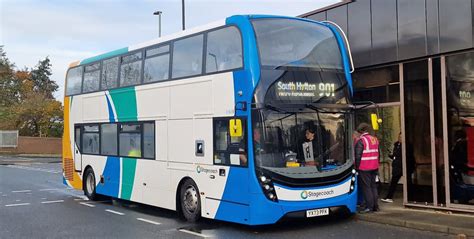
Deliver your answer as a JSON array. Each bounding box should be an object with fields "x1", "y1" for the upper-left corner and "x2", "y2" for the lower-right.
[{"x1": 301, "y1": 0, "x2": 474, "y2": 212}]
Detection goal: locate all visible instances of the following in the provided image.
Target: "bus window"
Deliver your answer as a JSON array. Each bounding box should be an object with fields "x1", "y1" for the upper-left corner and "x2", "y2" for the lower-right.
[
  {"x1": 144, "y1": 46, "x2": 170, "y2": 83},
  {"x1": 119, "y1": 123, "x2": 142, "y2": 158},
  {"x1": 101, "y1": 57, "x2": 119, "y2": 90},
  {"x1": 101, "y1": 124, "x2": 118, "y2": 156},
  {"x1": 65, "y1": 67, "x2": 83, "y2": 96},
  {"x1": 172, "y1": 34, "x2": 204, "y2": 78},
  {"x1": 120, "y1": 52, "x2": 142, "y2": 87},
  {"x1": 82, "y1": 125, "x2": 100, "y2": 155},
  {"x1": 83, "y1": 63, "x2": 100, "y2": 93},
  {"x1": 213, "y1": 118, "x2": 247, "y2": 167},
  {"x1": 143, "y1": 122, "x2": 155, "y2": 158},
  {"x1": 206, "y1": 27, "x2": 242, "y2": 73}
]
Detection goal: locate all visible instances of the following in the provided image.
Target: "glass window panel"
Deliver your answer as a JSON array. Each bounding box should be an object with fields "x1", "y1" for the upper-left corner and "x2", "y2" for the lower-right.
[
  {"x1": 119, "y1": 133, "x2": 141, "y2": 157},
  {"x1": 83, "y1": 132, "x2": 99, "y2": 154},
  {"x1": 85, "y1": 62, "x2": 100, "y2": 72},
  {"x1": 66, "y1": 67, "x2": 83, "y2": 95},
  {"x1": 83, "y1": 70, "x2": 100, "y2": 93},
  {"x1": 143, "y1": 123, "x2": 155, "y2": 158},
  {"x1": 172, "y1": 35, "x2": 204, "y2": 78},
  {"x1": 146, "y1": 45, "x2": 169, "y2": 57},
  {"x1": 121, "y1": 124, "x2": 141, "y2": 132},
  {"x1": 101, "y1": 124, "x2": 117, "y2": 156},
  {"x1": 75, "y1": 127, "x2": 81, "y2": 150},
  {"x1": 122, "y1": 52, "x2": 142, "y2": 63},
  {"x1": 84, "y1": 125, "x2": 99, "y2": 132},
  {"x1": 353, "y1": 65, "x2": 400, "y2": 103},
  {"x1": 120, "y1": 61, "x2": 142, "y2": 87},
  {"x1": 206, "y1": 27, "x2": 242, "y2": 73},
  {"x1": 144, "y1": 54, "x2": 170, "y2": 83},
  {"x1": 101, "y1": 57, "x2": 119, "y2": 90}
]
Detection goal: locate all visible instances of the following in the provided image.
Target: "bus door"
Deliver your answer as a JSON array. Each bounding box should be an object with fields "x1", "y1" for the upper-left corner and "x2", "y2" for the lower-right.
[
  {"x1": 74, "y1": 126, "x2": 82, "y2": 171},
  {"x1": 205, "y1": 118, "x2": 250, "y2": 222}
]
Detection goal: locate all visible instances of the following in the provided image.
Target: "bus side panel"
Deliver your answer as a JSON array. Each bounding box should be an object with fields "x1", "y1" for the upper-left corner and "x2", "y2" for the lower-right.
[{"x1": 62, "y1": 96, "x2": 83, "y2": 190}]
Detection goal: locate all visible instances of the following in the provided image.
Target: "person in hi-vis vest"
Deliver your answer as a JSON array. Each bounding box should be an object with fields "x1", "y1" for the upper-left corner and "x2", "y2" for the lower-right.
[{"x1": 354, "y1": 123, "x2": 380, "y2": 213}]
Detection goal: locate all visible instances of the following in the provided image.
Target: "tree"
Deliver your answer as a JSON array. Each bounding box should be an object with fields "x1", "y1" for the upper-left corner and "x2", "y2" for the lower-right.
[
  {"x1": 0, "y1": 47, "x2": 63, "y2": 137},
  {"x1": 31, "y1": 57, "x2": 58, "y2": 99}
]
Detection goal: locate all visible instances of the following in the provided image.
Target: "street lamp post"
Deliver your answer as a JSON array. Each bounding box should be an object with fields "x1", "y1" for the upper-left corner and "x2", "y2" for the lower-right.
[
  {"x1": 153, "y1": 11, "x2": 162, "y2": 37},
  {"x1": 182, "y1": 0, "x2": 185, "y2": 30}
]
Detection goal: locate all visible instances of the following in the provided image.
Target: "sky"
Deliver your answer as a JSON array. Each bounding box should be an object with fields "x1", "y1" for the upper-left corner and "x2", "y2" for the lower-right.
[{"x1": 0, "y1": 0, "x2": 339, "y2": 102}]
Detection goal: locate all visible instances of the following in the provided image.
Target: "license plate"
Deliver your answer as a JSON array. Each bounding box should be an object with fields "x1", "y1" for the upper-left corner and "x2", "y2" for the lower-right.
[{"x1": 306, "y1": 208, "x2": 329, "y2": 217}]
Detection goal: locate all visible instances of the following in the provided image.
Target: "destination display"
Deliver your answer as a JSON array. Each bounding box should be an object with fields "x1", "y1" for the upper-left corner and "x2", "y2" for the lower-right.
[{"x1": 276, "y1": 81, "x2": 335, "y2": 98}]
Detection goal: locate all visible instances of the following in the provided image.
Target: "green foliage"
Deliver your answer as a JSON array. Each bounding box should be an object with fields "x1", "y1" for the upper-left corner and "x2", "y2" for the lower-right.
[{"x1": 0, "y1": 46, "x2": 63, "y2": 137}]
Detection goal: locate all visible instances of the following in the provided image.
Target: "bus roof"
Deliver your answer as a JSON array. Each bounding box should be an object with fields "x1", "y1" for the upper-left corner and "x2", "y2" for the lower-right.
[{"x1": 68, "y1": 15, "x2": 320, "y2": 68}]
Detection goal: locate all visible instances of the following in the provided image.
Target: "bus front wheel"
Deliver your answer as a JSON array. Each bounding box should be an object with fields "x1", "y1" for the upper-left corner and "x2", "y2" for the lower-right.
[
  {"x1": 180, "y1": 179, "x2": 201, "y2": 222},
  {"x1": 84, "y1": 167, "x2": 98, "y2": 201}
]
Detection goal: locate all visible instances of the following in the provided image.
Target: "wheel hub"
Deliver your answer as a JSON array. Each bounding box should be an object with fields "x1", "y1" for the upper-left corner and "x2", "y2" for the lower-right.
[{"x1": 183, "y1": 185, "x2": 198, "y2": 213}]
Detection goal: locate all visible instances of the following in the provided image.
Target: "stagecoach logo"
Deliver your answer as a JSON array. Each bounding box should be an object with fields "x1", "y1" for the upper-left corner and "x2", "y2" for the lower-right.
[
  {"x1": 301, "y1": 190, "x2": 309, "y2": 199},
  {"x1": 300, "y1": 189, "x2": 335, "y2": 200},
  {"x1": 196, "y1": 165, "x2": 218, "y2": 174}
]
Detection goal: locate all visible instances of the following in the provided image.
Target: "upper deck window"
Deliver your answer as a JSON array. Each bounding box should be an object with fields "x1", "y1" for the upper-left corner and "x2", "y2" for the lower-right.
[
  {"x1": 205, "y1": 27, "x2": 243, "y2": 73},
  {"x1": 144, "y1": 45, "x2": 170, "y2": 83},
  {"x1": 83, "y1": 62, "x2": 101, "y2": 93},
  {"x1": 101, "y1": 57, "x2": 119, "y2": 90},
  {"x1": 65, "y1": 67, "x2": 83, "y2": 96},
  {"x1": 120, "y1": 52, "x2": 143, "y2": 87},
  {"x1": 172, "y1": 34, "x2": 204, "y2": 78},
  {"x1": 252, "y1": 18, "x2": 343, "y2": 71}
]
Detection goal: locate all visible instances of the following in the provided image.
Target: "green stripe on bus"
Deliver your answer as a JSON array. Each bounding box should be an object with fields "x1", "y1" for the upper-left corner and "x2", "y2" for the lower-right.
[
  {"x1": 109, "y1": 87, "x2": 138, "y2": 122},
  {"x1": 120, "y1": 158, "x2": 137, "y2": 200},
  {"x1": 80, "y1": 47, "x2": 128, "y2": 65}
]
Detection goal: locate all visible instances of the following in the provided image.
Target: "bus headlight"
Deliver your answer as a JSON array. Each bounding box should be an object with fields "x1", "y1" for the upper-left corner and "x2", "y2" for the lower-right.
[{"x1": 258, "y1": 172, "x2": 278, "y2": 202}]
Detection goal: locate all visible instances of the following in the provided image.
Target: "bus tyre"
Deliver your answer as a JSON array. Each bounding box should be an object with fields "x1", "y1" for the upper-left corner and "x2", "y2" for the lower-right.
[
  {"x1": 84, "y1": 168, "x2": 98, "y2": 201},
  {"x1": 180, "y1": 179, "x2": 201, "y2": 222}
]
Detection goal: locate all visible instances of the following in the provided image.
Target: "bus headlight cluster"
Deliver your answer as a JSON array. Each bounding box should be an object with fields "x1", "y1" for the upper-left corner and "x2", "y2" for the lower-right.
[
  {"x1": 349, "y1": 168, "x2": 357, "y2": 194},
  {"x1": 258, "y1": 173, "x2": 278, "y2": 202}
]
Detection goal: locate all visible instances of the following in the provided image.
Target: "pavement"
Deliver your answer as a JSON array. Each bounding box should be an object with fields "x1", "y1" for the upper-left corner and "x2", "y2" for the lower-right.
[{"x1": 356, "y1": 192, "x2": 474, "y2": 238}]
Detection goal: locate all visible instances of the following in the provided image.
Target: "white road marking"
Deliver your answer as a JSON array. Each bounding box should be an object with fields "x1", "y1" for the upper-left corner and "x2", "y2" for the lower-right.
[
  {"x1": 5, "y1": 203, "x2": 30, "y2": 207},
  {"x1": 6, "y1": 165, "x2": 60, "y2": 174},
  {"x1": 136, "y1": 218, "x2": 161, "y2": 225},
  {"x1": 41, "y1": 200, "x2": 64, "y2": 204},
  {"x1": 79, "y1": 202, "x2": 96, "y2": 208},
  {"x1": 12, "y1": 190, "x2": 31, "y2": 193},
  {"x1": 178, "y1": 229, "x2": 211, "y2": 238},
  {"x1": 105, "y1": 209, "x2": 125, "y2": 215},
  {"x1": 39, "y1": 188, "x2": 62, "y2": 191}
]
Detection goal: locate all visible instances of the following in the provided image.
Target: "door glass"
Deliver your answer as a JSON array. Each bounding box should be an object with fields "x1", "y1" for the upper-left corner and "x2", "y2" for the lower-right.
[
  {"x1": 404, "y1": 60, "x2": 434, "y2": 203},
  {"x1": 356, "y1": 107, "x2": 401, "y2": 184},
  {"x1": 446, "y1": 52, "x2": 474, "y2": 206}
]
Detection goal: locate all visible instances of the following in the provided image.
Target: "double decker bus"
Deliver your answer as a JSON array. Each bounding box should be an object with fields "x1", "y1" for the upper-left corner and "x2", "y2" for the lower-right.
[{"x1": 62, "y1": 15, "x2": 357, "y2": 225}]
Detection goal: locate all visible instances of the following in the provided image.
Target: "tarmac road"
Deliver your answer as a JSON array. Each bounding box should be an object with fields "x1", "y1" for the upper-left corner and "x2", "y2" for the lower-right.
[{"x1": 0, "y1": 157, "x2": 455, "y2": 238}]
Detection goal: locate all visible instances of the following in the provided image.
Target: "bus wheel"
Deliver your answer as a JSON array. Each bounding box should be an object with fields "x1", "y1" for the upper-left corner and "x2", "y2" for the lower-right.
[
  {"x1": 180, "y1": 179, "x2": 201, "y2": 222},
  {"x1": 84, "y1": 167, "x2": 98, "y2": 201}
]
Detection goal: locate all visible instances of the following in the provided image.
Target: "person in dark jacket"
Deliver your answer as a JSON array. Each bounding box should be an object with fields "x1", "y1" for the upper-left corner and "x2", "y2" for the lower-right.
[
  {"x1": 381, "y1": 133, "x2": 403, "y2": 203},
  {"x1": 355, "y1": 123, "x2": 380, "y2": 213}
]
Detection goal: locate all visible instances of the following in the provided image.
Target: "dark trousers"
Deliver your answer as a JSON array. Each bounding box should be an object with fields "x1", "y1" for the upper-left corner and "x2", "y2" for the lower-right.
[
  {"x1": 359, "y1": 170, "x2": 379, "y2": 211},
  {"x1": 385, "y1": 171, "x2": 402, "y2": 199}
]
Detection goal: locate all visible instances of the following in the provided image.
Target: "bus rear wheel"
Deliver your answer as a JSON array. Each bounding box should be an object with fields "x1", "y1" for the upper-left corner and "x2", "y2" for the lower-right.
[
  {"x1": 84, "y1": 167, "x2": 98, "y2": 201},
  {"x1": 180, "y1": 179, "x2": 201, "y2": 222}
]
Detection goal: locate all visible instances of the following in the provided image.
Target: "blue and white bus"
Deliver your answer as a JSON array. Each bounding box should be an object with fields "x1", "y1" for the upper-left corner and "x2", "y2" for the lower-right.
[{"x1": 62, "y1": 15, "x2": 357, "y2": 225}]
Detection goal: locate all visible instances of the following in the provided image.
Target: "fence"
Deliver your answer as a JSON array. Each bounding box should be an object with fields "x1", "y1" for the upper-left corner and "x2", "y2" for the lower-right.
[
  {"x1": 0, "y1": 136, "x2": 61, "y2": 155},
  {"x1": 0, "y1": 130, "x2": 19, "y2": 148}
]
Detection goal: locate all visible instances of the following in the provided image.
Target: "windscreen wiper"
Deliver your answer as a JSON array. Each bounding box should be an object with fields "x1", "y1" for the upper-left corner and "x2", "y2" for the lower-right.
[
  {"x1": 305, "y1": 103, "x2": 353, "y2": 114},
  {"x1": 264, "y1": 104, "x2": 289, "y2": 113}
]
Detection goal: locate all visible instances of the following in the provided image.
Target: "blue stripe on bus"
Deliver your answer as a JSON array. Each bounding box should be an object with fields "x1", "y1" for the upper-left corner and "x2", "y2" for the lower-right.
[
  {"x1": 80, "y1": 47, "x2": 129, "y2": 65},
  {"x1": 95, "y1": 156, "x2": 120, "y2": 198},
  {"x1": 105, "y1": 93, "x2": 116, "y2": 123}
]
